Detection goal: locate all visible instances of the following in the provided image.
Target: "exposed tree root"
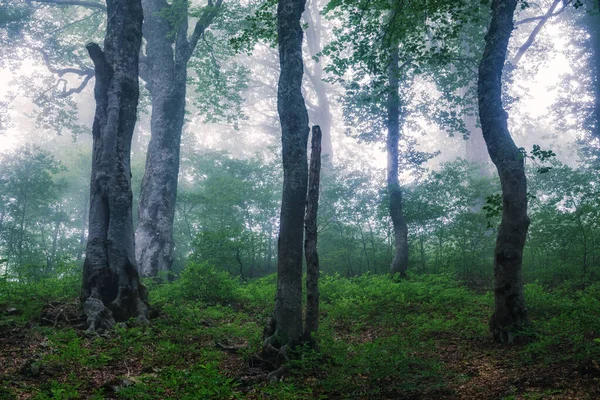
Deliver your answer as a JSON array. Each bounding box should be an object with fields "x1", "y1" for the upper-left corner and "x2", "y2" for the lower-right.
[
  {"x1": 248, "y1": 317, "x2": 296, "y2": 382},
  {"x1": 83, "y1": 298, "x2": 115, "y2": 334}
]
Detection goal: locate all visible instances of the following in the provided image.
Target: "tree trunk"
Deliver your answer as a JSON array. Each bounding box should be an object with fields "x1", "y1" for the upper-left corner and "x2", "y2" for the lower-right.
[
  {"x1": 47, "y1": 217, "x2": 60, "y2": 274},
  {"x1": 81, "y1": 0, "x2": 148, "y2": 334},
  {"x1": 304, "y1": 0, "x2": 333, "y2": 164},
  {"x1": 586, "y1": 0, "x2": 600, "y2": 140},
  {"x1": 461, "y1": 81, "x2": 489, "y2": 171},
  {"x1": 273, "y1": 0, "x2": 309, "y2": 347},
  {"x1": 478, "y1": 0, "x2": 529, "y2": 344},
  {"x1": 304, "y1": 125, "x2": 321, "y2": 342},
  {"x1": 254, "y1": 0, "x2": 309, "y2": 381},
  {"x1": 135, "y1": 0, "x2": 222, "y2": 278},
  {"x1": 387, "y1": 43, "x2": 409, "y2": 276},
  {"x1": 135, "y1": 0, "x2": 186, "y2": 279},
  {"x1": 77, "y1": 193, "x2": 88, "y2": 261}
]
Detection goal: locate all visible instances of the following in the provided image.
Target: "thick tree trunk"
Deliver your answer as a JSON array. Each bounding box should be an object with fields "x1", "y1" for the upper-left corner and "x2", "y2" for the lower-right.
[
  {"x1": 478, "y1": 0, "x2": 529, "y2": 344},
  {"x1": 265, "y1": 0, "x2": 309, "y2": 366},
  {"x1": 387, "y1": 44, "x2": 409, "y2": 276},
  {"x1": 135, "y1": 0, "x2": 222, "y2": 278},
  {"x1": 304, "y1": 125, "x2": 321, "y2": 342},
  {"x1": 81, "y1": 0, "x2": 148, "y2": 333},
  {"x1": 135, "y1": 0, "x2": 186, "y2": 279}
]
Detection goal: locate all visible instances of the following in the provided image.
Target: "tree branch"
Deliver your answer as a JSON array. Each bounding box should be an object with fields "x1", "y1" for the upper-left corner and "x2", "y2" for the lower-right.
[
  {"x1": 511, "y1": 0, "x2": 562, "y2": 66},
  {"x1": 185, "y1": 0, "x2": 224, "y2": 62},
  {"x1": 86, "y1": 42, "x2": 111, "y2": 84},
  {"x1": 58, "y1": 73, "x2": 95, "y2": 97},
  {"x1": 514, "y1": 0, "x2": 571, "y2": 26},
  {"x1": 31, "y1": 0, "x2": 107, "y2": 11},
  {"x1": 30, "y1": 46, "x2": 94, "y2": 77}
]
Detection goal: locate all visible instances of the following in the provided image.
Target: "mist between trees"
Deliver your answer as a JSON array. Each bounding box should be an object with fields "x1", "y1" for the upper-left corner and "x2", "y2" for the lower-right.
[{"x1": 1, "y1": 0, "x2": 600, "y2": 398}]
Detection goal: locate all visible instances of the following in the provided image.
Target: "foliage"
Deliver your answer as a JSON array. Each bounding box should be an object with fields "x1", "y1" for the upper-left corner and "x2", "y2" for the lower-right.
[
  {"x1": 2, "y1": 273, "x2": 600, "y2": 398},
  {"x1": 153, "y1": 262, "x2": 242, "y2": 305}
]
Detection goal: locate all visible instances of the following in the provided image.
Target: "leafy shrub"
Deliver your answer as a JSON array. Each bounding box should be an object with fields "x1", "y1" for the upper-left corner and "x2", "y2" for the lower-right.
[{"x1": 152, "y1": 262, "x2": 241, "y2": 305}]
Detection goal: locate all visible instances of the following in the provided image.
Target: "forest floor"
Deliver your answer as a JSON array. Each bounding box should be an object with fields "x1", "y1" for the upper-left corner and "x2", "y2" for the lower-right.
[{"x1": 1, "y1": 271, "x2": 600, "y2": 399}]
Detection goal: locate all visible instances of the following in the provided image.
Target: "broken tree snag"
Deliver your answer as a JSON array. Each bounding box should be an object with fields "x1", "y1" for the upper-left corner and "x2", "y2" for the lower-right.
[
  {"x1": 478, "y1": 0, "x2": 529, "y2": 343},
  {"x1": 304, "y1": 125, "x2": 322, "y2": 343},
  {"x1": 81, "y1": 0, "x2": 148, "y2": 334}
]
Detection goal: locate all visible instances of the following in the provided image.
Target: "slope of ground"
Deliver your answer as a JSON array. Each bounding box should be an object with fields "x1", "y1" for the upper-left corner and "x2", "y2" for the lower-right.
[{"x1": 1, "y1": 268, "x2": 599, "y2": 399}]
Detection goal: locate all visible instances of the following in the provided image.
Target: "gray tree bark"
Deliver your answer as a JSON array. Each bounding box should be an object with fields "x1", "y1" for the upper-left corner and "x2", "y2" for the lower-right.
[
  {"x1": 135, "y1": 0, "x2": 222, "y2": 278},
  {"x1": 304, "y1": 125, "x2": 321, "y2": 342},
  {"x1": 478, "y1": 0, "x2": 529, "y2": 344},
  {"x1": 273, "y1": 0, "x2": 310, "y2": 347},
  {"x1": 81, "y1": 0, "x2": 148, "y2": 333},
  {"x1": 387, "y1": 42, "x2": 409, "y2": 276},
  {"x1": 254, "y1": 0, "x2": 310, "y2": 382}
]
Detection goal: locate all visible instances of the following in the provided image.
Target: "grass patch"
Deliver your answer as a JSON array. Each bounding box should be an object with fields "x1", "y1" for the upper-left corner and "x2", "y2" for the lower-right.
[{"x1": 1, "y1": 271, "x2": 599, "y2": 398}]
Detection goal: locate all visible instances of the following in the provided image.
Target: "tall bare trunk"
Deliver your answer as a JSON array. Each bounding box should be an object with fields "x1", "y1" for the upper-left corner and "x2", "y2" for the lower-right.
[
  {"x1": 387, "y1": 43, "x2": 409, "y2": 276},
  {"x1": 272, "y1": 0, "x2": 310, "y2": 348},
  {"x1": 478, "y1": 0, "x2": 529, "y2": 344},
  {"x1": 304, "y1": 125, "x2": 321, "y2": 342},
  {"x1": 81, "y1": 0, "x2": 148, "y2": 333},
  {"x1": 255, "y1": 0, "x2": 309, "y2": 382}
]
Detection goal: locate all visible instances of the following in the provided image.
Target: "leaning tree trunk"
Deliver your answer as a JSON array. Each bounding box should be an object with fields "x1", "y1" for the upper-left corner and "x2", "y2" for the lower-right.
[
  {"x1": 81, "y1": 0, "x2": 148, "y2": 333},
  {"x1": 304, "y1": 125, "x2": 322, "y2": 343},
  {"x1": 135, "y1": 0, "x2": 222, "y2": 278},
  {"x1": 261, "y1": 0, "x2": 309, "y2": 380},
  {"x1": 387, "y1": 42, "x2": 409, "y2": 276},
  {"x1": 478, "y1": 0, "x2": 529, "y2": 344}
]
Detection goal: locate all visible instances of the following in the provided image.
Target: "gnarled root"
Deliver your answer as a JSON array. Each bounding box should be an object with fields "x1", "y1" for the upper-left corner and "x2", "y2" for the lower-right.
[
  {"x1": 249, "y1": 317, "x2": 293, "y2": 382},
  {"x1": 83, "y1": 298, "x2": 115, "y2": 334}
]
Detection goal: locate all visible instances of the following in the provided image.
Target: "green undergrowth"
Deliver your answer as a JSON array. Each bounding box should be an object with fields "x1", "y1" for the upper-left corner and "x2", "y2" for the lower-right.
[{"x1": 1, "y1": 267, "x2": 600, "y2": 399}]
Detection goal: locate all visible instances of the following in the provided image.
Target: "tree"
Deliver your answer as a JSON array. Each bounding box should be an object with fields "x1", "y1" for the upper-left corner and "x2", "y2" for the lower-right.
[
  {"x1": 0, "y1": 146, "x2": 65, "y2": 275},
  {"x1": 478, "y1": 0, "x2": 529, "y2": 343},
  {"x1": 303, "y1": 125, "x2": 322, "y2": 341},
  {"x1": 135, "y1": 0, "x2": 225, "y2": 278},
  {"x1": 387, "y1": 27, "x2": 409, "y2": 276},
  {"x1": 261, "y1": 0, "x2": 309, "y2": 379},
  {"x1": 323, "y1": 0, "x2": 473, "y2": 277},
  {"x1": 304, "y1": 0, "x2": 333, "y2": 163},
  {"x1": 81, "y1": 0, "x2": 148, "y2": 333},
  {"x1": 2, "y1": 0, "x2": 243, "y2": 279}
]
